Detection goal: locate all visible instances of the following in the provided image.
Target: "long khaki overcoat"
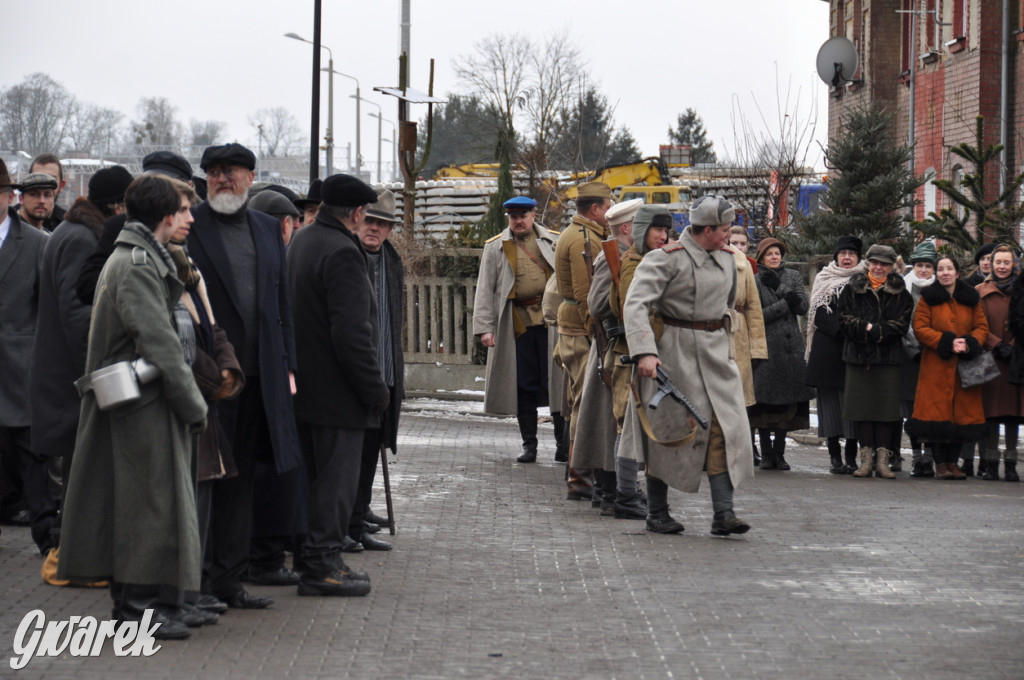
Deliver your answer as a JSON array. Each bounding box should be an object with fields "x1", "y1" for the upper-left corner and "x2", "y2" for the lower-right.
[
  {"x1": 620, "y1": 228, "x2": 754, "y2": 493},
  {"x1": 731, "y1": 250, "x2": 767, "y2": 406},
  {"x1": 472, "y1": 224, "x2": 560, "y2": 416},
  {"x1": 58, "y1": 224, "x2": 208, "y2": 589}
]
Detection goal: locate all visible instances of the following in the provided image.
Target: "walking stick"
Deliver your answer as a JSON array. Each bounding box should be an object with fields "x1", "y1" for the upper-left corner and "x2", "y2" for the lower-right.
[{"x1": 379, "y1": 443, "x2": 396, "y2": 535}]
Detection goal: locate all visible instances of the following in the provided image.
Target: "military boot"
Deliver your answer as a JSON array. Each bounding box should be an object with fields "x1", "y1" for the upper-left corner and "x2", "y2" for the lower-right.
[
  {"x1": 552, "y1": 413, "x2": 568, "y2": 463},
  {"x1": 827, "y1": 437, "x2": 844, "y2": 475},
  {"x1": 982, "y1": 450, "x2": 1001, "y2": 481},
  {"x1": 516, "y1": 414, "x2": 538, "y2": 463},
  {"x1": 844, "y1": 439, "x2": 859, "y2": 474}
]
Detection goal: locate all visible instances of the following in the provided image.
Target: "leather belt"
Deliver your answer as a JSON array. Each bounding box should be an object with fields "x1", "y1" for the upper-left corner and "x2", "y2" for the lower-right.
[
  {"x1": 662, "y1": 315, "x2": 726, "y2": 332},
  {"x1": 515, "y1": 296, "x2": 543, "y2": 307}
]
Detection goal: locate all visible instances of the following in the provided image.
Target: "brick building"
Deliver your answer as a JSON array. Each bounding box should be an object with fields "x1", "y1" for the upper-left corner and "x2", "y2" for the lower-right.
[{"x1": 824, "y1": 0, "x2": 1023, "y2": 229}]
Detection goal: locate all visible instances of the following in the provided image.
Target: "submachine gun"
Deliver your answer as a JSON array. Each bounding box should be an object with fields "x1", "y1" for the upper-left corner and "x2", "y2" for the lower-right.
[{"x1": 620, "y1": 356, "x2": 709, "y2": 446}]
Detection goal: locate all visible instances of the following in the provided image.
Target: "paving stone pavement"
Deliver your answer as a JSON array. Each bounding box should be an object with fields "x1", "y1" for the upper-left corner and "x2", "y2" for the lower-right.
[{"x1": 2, "y1": 401, "x2": 1023, "y2": 679}]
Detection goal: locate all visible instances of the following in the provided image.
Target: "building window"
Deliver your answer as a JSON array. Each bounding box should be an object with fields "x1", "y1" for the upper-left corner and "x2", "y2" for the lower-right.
[
  {"x1": 952, "y1": 0, "x2": 966, "y2": 38},
  {"x1": 924, "y1": 168, "x2": 938, "y2": 217},
  {"x1": 951, "y1": 166, "x2": 965, "y2": 220}
]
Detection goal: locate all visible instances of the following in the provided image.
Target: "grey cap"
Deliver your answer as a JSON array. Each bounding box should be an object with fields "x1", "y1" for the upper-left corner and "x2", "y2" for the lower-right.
[
  {"x1": 20, "y1": 172, "x2": 58, "y2": 192},
  {"x1": 865, "y1": 244, "x2": 897, "y2": 265},
  {"x1": 366, "y1": 189, "x2": 401, "y2": 224},
  {"x1": 688, "y1": 195, "x2": 735, "y2": 227},
  {"x1": 249, "y1": 190, "x2": 300, "y2": 218}
]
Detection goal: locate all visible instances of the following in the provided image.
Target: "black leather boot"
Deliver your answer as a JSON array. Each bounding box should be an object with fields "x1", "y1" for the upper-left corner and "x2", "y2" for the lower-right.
[
  {"x1": 516, "y1": 414, "x2": 538, "y2": 463},
  {"x1": 645, "y1": 476, "x2": 684, "y2": 533},
  {"x1": 774, "y1": 430, "x2": 791, "y2": 470},
  {"x1": 827, "y1": 437, "x2": 844, "y2": 474},
  {"x1": 844, "y1": 438, "x2": 859, "y2": 474},
  {"x1": 757, "y1": 429, "x2": 775, "y2": 470},
  {"x1": 552, "y1": 412, "x2": 568, "y2": 462}
]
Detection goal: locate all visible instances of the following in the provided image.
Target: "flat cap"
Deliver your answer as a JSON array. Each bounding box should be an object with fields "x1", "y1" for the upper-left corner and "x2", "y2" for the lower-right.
[
  {"x1": 688, "y1": 195, "x2": 735, "y2": 227},
  {"x1": 88, "y1": 166, "x2": 134, "y2": 205},
  {"x1": 865, "y1": 244, "x2": 897, "y2": 265},
  {"x1": 250, "y1": 190, "x2": 301, "y2": 218},
  {"x1": 367, "y1": 189, "x2": 401, "y2": 223},
  {"x1": 321, "y1": 173, "x2": 377, "y2": 208},
  {"x1": 19, "y1": 172, "x2": 58, "y2": 192},
  {"x1": 200, "y1": 143, "x2": 256, "y2": 171},
  {"x1": 575, "y1": 182, "x2": 612, "y2": 199},
  {"x1": 143, "y1": 150, "x2": 193, "y2": 181},
  {"x1": 606, "y1": 198, "x2": 643, "y2": 227},
  {"x1": 503, "y1": 196, "x2": 537, "y2": 214}
]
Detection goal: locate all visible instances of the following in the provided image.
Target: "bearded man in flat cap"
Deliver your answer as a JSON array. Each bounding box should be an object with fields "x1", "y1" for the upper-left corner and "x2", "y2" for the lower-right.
[
  {"x1": 287, "y1": 174, "x2": 389, "y2": 596},
  {"x1": 186, "y1": 143, "x2": 303, "y2": 610},
  {"x1": 554, "y1": 181, "x2": 613, "y2": 500}
]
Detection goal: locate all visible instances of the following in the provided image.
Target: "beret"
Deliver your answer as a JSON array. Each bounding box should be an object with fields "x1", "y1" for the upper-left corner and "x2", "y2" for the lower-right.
[
  {"x1": 200, "y1": 143, "x2": 256, "y2": 171},
  {"x1": 503, "y1": 196, "x2": 537, "y2": 213},
  {"x1": 974, "y1": 242, "x2": 997, "y2": 264},
  {"x1": 321, "y1": 173, "x2": 377, "y2": 207},
  {"x1": 143, "y1": 151, "x2": 193, "y2": 181}
]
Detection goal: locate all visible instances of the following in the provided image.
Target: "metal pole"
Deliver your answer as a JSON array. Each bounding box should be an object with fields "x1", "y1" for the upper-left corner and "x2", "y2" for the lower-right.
[
  {"x1": 908, "y1": 2, "x2": 916, "y2": 182},
  {"x1": 376, "y1": 111, "x2": 382, "y2": 184},
  {"x1": 999, "y1": 0, "x2": 1009, "y2": 199},
  {"x1": 309, "y1": 3, "x2": 322, "y2": 182},
  {"x1": 327, "y1": 54, "x2": 334, "y2": 176},
  {"x1": 355, "y1": 85, "x2": 362, "y2": 177}
]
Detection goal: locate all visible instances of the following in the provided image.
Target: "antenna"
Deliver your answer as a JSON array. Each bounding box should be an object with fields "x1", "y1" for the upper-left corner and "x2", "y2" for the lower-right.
[{"x1": 816, "y1": 37, "x2": 860, "y2": 88}]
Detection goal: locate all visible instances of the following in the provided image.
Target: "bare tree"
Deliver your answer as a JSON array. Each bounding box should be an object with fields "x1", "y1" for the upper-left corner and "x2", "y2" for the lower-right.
[
  {"x1": 248, "y1": 107, "x2": 303, "y2": 157},
  {"x1": 726, "y1": 73, "x2": 820, "y2": 240},
  {"x1": 188, "y1": 119, "x2": 227, "y2": 149},
  {"x1": 0, "y1": 72, "x2": 77, "y2": 155},
  {"x1": 453, "y1": 34, "x2": 530, "y2": 137},
  {"x1": 521, "y1": 32, "x2": 586, "y2": 166},
  {"x1": 66, "y1": 103, "x2": 125, "y2": 157},
  {"x1": 131, "y1": 97, "x2": 183, "y2": 148}
]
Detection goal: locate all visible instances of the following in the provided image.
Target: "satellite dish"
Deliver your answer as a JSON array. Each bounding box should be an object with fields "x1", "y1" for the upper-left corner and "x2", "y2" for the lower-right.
[{"x1": 816, "y1": 37, "x2": 859, "y2": 87}]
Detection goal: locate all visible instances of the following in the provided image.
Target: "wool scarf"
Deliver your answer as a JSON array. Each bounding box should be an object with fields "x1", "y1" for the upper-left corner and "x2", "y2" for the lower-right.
[{"x1": 804, "y1": 259, "x2": 867, "y2": 360}]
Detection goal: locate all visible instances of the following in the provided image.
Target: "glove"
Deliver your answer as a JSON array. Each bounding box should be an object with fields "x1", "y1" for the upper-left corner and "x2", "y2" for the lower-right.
[
  {"x1": 784, "y1": 290, "x2": 801, "y2": 310},
  {"x1": 994, "y1": 343, "x2": 1013, "y2": 362},
  {"x1": 760, "y1": 269, "x2": 780, "y2": 290}
]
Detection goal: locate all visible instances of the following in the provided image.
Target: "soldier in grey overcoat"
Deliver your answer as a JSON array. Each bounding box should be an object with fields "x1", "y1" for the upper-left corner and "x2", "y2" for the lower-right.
[
  {"x1": 473, "y1": 196, "x2": 564, "y2": 462},
  {"x1": 58, "y1": 175, "x2": 207, "y2": 639},
  {"x1": 622, "y1": 196, "x2": 754, "y2": 537}
]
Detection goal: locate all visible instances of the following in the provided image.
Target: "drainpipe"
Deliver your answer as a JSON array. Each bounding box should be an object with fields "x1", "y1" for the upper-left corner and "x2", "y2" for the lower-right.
[{"x1": 999, "y1": 0, "x2": 1009, "y2": 199}]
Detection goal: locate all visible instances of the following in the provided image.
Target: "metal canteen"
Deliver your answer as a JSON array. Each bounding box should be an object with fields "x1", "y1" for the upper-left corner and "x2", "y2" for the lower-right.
[{"x1": 89, "y1": 358, "x2": 161, "y2": 410}]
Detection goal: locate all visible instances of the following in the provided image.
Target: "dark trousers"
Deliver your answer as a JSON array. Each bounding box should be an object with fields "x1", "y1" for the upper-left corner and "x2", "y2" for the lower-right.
[
  {"x1": 299, "y1": 423, "x2": 364, "y2": 576},
  {"x1": 349, "y1": 423, "x2": 385, "y2": 538},
  {"x1": 0, "y1": 426, "x2": 58, "y2": 553},
  {"x1": 516, "y1": 325, "x2": 549, "y2": 415},
  {"x1": 205, "y1": 378, "x2": 271, "y2": 597}
]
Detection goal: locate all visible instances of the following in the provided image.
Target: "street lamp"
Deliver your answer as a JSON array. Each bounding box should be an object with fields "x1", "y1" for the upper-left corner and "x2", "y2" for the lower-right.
[
  {"x1": 354, "y1": 96, "x2": 390, "y2": 184},
  {"x1": 369, "y1": 111, "x2": 396, "y2": 183},
  {"x1": 325, "y1": 69, "x2": 361, "y2": 176},
  {"x1": 285, "y1": 31, "x2": 334, "y2": 176}
]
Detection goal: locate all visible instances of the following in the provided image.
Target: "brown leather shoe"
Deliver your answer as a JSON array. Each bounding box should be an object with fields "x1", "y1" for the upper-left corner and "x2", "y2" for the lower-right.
[
  {"x1": 935, "y1": 462, "x2": 954, "y2": 480},
  {"x1": 949, "y1": 463, "x2": 967, "y2": 480}
]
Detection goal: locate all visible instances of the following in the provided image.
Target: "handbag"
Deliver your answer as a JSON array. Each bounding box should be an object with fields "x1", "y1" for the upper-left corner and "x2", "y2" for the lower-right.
[{"x1": 957, "y1": 351, "x2": 1001, "y2": 389}]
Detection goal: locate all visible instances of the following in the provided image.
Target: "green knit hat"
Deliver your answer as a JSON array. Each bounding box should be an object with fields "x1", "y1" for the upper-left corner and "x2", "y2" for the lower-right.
[{"x1": 909, "y1": 240, "x2": 936, "y2": 264}]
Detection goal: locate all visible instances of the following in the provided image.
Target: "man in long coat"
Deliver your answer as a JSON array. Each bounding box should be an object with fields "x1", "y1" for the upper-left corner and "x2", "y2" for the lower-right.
[
  {"x1": 287, "y1": 174, "x2": 388, "y2": 596},
  {"x1": 473, "y1": 196, "x2": 563, "y2": 463},
  {"x1": 622, "y1": 195, "x2": 754, "y2": 536},
  {"x1": 186, "y1": 143, "x2": 302, "y2": 607},
  {"x1": 58, "y1": 175, "x2": 208, "y2": 639},
  {"x1": 0, "y1": 161, "x2": 54, "y2": 553}
]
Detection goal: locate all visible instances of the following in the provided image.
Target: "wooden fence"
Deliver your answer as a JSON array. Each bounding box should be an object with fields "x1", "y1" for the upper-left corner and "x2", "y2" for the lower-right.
[{"x1": 401, "y1": 248, "x2": 483, "y2": 365}]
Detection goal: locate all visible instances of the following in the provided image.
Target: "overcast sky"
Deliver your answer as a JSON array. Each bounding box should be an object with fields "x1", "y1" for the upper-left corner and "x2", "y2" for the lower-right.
[{"x1": 3, "y1": 0, "x2": 831, "y2": 173}]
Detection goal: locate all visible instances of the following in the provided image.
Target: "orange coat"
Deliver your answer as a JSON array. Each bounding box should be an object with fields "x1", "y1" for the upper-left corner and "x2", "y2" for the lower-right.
[{"x1": 905, "y1": 280, "x2": 990, "y2": 443}]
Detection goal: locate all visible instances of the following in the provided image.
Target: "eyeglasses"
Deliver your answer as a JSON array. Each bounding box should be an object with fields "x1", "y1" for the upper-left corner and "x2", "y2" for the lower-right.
[{"x1": 205, "y1": 166, "x2": 243, "y2": 180}]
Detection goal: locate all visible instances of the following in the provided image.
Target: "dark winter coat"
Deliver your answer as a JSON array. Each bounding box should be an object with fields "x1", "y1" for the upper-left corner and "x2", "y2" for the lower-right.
[
  {"x1": 1005, "y1": 277, "x2": 1024, "y2": 385},
  {"x1": 186, "y1": 202, "x2": 301, "y2": 474},
  {"x1": 375, "y1": 239, "x2": 406, "y2": 452},
  {"x1": 836, "y1": 272, "x2": 914, "y2": 367},
  {"x1": 286, "y1": 213, "x2": 389, "y2": 429},
  {"x1": 0, "y1": 208, "x2": 48, "y2": 427},
  {"x1": 28, "y1": 198, "x2": 104, "y2": 460},
  {"x1": 753, "y1": 264, "x2": 814, "y2": 405},
  {"x1": 57, "y1": 223, "x2": 207, "y2": 589},
  {"x1": 905, "y1": 280, "x2": 989, "y2": 442},
  {"x1": 75, "y1": 213, "x2": 126, "y2": 305},
  {"x1": 976, "y1": 278, "x2": 1024, "y2": 420},
  {"x1": 805, "y1": 305, "x2": 846, "y2": 389}
]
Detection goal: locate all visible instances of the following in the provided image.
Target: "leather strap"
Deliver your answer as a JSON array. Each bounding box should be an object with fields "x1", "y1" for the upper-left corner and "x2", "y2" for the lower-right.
[
  {"x1": 629, "y1": 370, "x2": 697, "y2": 447},
  {"x1": 661, "y1": 315, "x2": 726, "y2": 332}
]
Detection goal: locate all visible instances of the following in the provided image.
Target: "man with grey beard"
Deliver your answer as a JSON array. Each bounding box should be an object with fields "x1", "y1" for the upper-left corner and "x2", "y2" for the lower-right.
[{"x1": 186, "y1": 144, "x2": 303, "y2": 610}]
